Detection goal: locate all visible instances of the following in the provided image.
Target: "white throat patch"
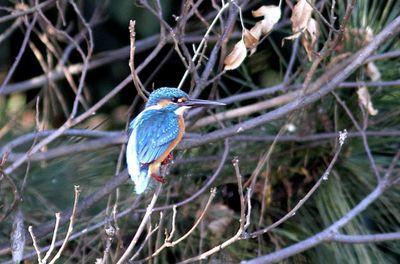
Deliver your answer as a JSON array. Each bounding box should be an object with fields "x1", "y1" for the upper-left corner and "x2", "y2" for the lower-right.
[{"x1": 174, "y1": 106, "x2": 191, "y2": 115}]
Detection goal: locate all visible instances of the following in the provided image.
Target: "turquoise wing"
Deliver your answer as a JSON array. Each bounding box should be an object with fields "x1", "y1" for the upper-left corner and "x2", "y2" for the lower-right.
[{"x1": 130, "y1": 109, "x2": 180, "y2": 164}]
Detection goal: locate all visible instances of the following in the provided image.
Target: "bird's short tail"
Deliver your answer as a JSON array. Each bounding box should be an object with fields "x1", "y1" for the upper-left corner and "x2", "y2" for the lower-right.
[{"x1": 131, "y1": 167, "x2": 150, "y2": 194}]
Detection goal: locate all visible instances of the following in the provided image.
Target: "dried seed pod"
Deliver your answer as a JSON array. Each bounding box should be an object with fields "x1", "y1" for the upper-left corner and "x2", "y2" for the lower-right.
[
  {"x1": 291, "y1": 0, "x2": 313, "y2": 33},
  {"x1": 224, "y1": 39, "x2": 247, "y2": 70},
  {"x1": 302, "y1": 18, "x2": 320, "y2": 61},
  {"x1": 357, "y1": 86, "x2": 378, "y2": 116},
  {"x1": 252, "y1": 5, "x2": 281, "y2": 34},
  {"x1": 243, "y1": 29, "x2": 259, "y2": 50},
  {"x1": 282, "y1": 0, "x2": 313, "y2": 45},
  {"x1": 365, "y1": 62, "x2": 381, "y2": 81}
]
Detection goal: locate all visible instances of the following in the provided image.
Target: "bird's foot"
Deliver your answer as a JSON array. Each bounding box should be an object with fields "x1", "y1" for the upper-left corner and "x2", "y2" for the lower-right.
[
  {"x1": 151, "y1": 173, "x2": 166, "y2": 183},
  {"x1": 161, "y1": 153, "x2": 174, "y2": 165}
]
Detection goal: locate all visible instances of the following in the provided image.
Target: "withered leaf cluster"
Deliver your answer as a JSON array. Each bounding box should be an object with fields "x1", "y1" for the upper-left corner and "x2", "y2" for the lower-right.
[
  {"x1": 354, "y1": 27, "x2": 380, "y2": 116},
  {"x1": 224, "y1": 1, "x2": 379, "y2": 116},
  {"x1": 283, "y1": 0, "x2": 320, "y2": 61},
  {"x1": 224, "y1": 5, "x2": 281, "y2": 70},
  {"x1": 337, "y1": 26, "x2": 380, "y2": 116}
]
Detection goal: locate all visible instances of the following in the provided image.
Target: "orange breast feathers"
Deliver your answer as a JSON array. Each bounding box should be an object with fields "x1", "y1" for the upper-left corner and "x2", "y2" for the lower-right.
[{"x1": 149, "y1": 116, "x2": 185, "y2": 173}]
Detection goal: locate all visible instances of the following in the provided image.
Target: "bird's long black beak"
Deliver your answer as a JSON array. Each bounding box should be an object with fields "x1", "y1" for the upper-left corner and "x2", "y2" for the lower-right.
[{"x1": 182, "y1": 98, "x2": 226, "y2": 107}]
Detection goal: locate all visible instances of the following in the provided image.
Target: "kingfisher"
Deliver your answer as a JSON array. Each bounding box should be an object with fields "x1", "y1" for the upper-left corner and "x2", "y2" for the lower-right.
[{"x1": 126, "y1": 87, "x2": 225, "y2": 194}]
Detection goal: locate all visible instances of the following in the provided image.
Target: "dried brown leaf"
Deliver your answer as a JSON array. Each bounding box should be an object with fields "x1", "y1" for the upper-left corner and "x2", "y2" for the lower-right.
[
  {"x1": 282, "y1": 31, "x2": 303, "y2": 46},
  {"x1": 364, "y1": 26, "x2": 374, "y2": 43},
  {"x1": 252, "y1": 5, "x2": 281, "y2": 35},
  {"x1": 291, "y1": 0, "x2": 313, "y2": 33},
  {"x1": 302, "y1": 18, "x2": 319, "y2": 61},
  {"x1": 247, "y1": 22, "x2": 264, "y2": 55},
  {"x1": 224, "y1": 39, "x2": 247, "y2": 70},
  {"x1": 250, "y1": 21, "x2": 263, "y2": 39},
  {"x1": 244, "y1": 5, "x2": 281, "y2": 55},
  {"x1": 365, "y1": 62, "x2": 381, "y2": 81},
  {"x1": 282, "y1": 0, "x2": 313, "y2": 46},
  {"x1": 252, "y1": 5, "x2": 281, "y2": 19},
  {"x1": 243, "y1": 29, "x2": 259, "y2": 50},
  {"x1": 357, "y1": 86, "x2": 378, "y2": 116},
  {"x1": 301, "y1": 37, "x2": 311, "y2": 60},
  {"x1": 306, "y1": 18, "x2": 319, "y2": 47},
  {"x1": 252, "y1": 5, "x2": 269, "y2": 17}
]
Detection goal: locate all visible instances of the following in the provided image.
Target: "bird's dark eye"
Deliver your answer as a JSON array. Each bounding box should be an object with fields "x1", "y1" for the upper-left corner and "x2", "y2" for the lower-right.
[{"x1": 171, "y1": 97, "x2": 179, "y2": 103}]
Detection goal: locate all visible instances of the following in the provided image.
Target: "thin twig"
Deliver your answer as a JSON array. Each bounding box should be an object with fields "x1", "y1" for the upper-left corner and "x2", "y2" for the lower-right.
[
  {"x1": 243, "y1": 179, "x2": 392, "y2": 264},
  {"x1": 177, "y1": 0, "x2": 231, "y2": 89},
  {"x1": 28, "y1": 226, "x2": 43, "y2": 263},
  {"x1": 0, "y1": 13, "x2": 38, "y2": 94},
  {"x1": 130, "y1": 223, "x2": 160, "y2": 260},
  {"x1": 129, "y1": 20, "x2": 149, "y2": 101},
  {"x1": 116, "y1": 184, "x2": 162, "y2": 264},
  {"x1": 0, "y1": 0, "x2": 55, "y2": 24},
  {"x1": 178, "y1": 158, "x2": 252, "y2": 263},
  {"x1": 332, "y1": 91, "x2": 381, "y2": 182},
  {"x1": 146, "y1": 188, "x2": 217, "y2": 260},
  {"x1": 180, "y1": 15, "x2": 400, "y2": 149},
  {"x1": 250, "y1": 132, "x2": 347, "y2": 237},
  {"x1": 48, "y1": 185, "x2": 81, "y2": 264},
  {"x1": 42, "y1": 212, "x2": 61, "y2": 263}
]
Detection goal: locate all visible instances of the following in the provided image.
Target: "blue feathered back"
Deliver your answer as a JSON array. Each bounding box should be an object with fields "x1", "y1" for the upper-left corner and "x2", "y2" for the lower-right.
[{"x1": 126, "y1": 106, "x2": 180, "y2": 194}]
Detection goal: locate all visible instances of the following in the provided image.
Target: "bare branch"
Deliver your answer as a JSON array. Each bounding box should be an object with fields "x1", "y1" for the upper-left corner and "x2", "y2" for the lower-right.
[
  {"x1": 0, "y1": 0, "x2": 55, "y2": 24},
  {"x1": 116, "y1": 184, "x2": 162, "y2": 263},
  {"x1": 180, "y1": 15, "x2": 400, "y2": 149},
  {"x1": 48, "y1": 185, "x2": 81, "y2": 264},
  {"x1": 129, "y1": 20, "x2": 149, "y2": 101},
  {"x1": 177, "y1": 1, "x2": 231, "y2": 89},
  {"x1": 28, "y1": 226, "x2": 42, "y2": 263},
  {"x1": 250, "y1": 131, "x2": 347, "y2": 238},
  {"x1": 42, "y1": 212, "x2": 61, "y2": 263},
  {"x1": 243, "y1": 176, "x2": 396, "y2": 264},
  {"x1": 331, "y1": 232, "x2": 400, "y2": 244},
  {"x1": 178, "y1": 158, "x2": 252, "y2": 263},
  {"x1": 146, "y1": 188, "x2": 216, "y2": 260},
  {"x1": 0, "y1": 13, "x2": 38, "y2": 94}
]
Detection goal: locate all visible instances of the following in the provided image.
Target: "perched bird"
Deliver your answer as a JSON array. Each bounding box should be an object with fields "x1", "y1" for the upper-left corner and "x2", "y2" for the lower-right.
[{"x1": 126, "y1": 87, "x2": 225, "y2": 194}]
